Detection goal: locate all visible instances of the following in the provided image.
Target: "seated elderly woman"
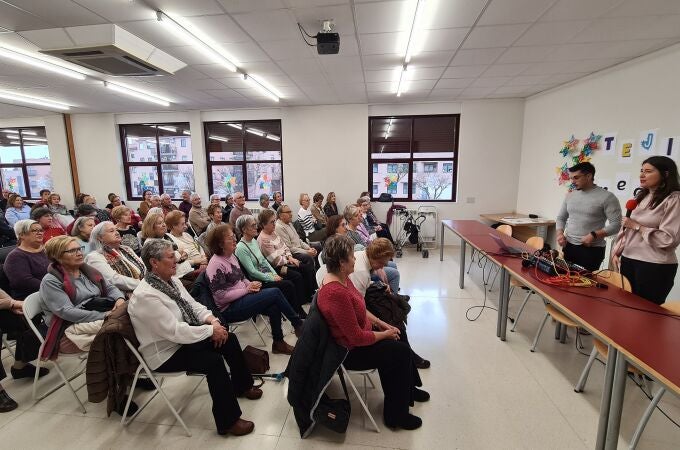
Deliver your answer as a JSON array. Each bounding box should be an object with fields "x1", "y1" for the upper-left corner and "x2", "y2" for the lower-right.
[
  {"x1": 310, "y1": 192, "x2": 327, "y2": 227},
  {"x1": 47, "y1": 193, "x2": 69, "y2": 216},
  {"x1": 5, "y1": 194, "x2": 32, "y2": 227},
  {"x1": 39, "y1": 235, "x2": 126, "y2": 355},
  {"x1": 70, "y1": 216, "x2": 96, "y2": 256},
  {"x1": 235, "y1": 215, "x2": 306, "y2": 317},
  {"x1": 5, "y1": 220, "x2": 50, "y2": 299},
  {"x1": 85, "y1": 221, "x2": 146, "y2": 295},
  {"x1": 297, "y1": 193, "x2": 326, "y2": 242},
  {"x1": 257, "y1": 209, "x2": 317, "y2": 303},
  {"x1": 128, "y1": 239, "x2": 259, "y2": 437},
  {"x1": 317, "y1": 235, "x2": 428, "y2": 430},
  {"x1": 344, "y1": 204, "x2": 372, "y2": 247},
  {"x1": 359, "y1": 196, "x2": 394, "y2": 242},
  {"x1": 165, "y1": 211, "x2": 208, "y2": 270},
  {"x1": 31, "y1": 207, "x2": 66, "y2": 243},
  {"x1": 206, "y1": 204, "x2": 223, "y2": 234},
  {"x1": 323, "y1": 191, "x2": 338, "y2": 217},
  {"x1": 111, "y1": 205, "x2": 141, "y2": 254},
  {"x1": 259, "y1": 193, "x2": 273, "y2": 211},
  {"x1": 206, "y1": 224, "x2": 302, "y2": 355},
  {"x1": 138, "y1": 190, "x2": 153, "y2": 219},
  {"x1": 140, "y1": 213, "x2": 194, "y2": 279}
]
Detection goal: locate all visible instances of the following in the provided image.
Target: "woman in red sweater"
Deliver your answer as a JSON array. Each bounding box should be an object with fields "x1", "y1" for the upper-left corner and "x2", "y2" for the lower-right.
[{"x1": 317, "y1": 234, "x2": 428, "y2": 430}]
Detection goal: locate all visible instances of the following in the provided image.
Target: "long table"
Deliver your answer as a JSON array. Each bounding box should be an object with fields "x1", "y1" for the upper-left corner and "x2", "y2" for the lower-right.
[{"x1": 439, "y1": 219, "x2": 680, "y2": 449}]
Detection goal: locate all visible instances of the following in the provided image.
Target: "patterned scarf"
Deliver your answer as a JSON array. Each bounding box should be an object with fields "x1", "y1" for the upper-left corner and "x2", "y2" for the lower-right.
[
  {"x1": 103, "y1": 245, "x2": 146, "y2": 280},
  {"x1": 144, "y1": 271, "x2": 201, "y2": 326}
]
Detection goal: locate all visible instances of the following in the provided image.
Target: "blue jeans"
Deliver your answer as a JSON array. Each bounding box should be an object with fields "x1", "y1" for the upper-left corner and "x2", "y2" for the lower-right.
[
  {"x1": 221, "y1": 288, "x2": 302, "y2": 341},
  {"x1": 371, "y1": 262, "x2": 400, "y2": 293}
]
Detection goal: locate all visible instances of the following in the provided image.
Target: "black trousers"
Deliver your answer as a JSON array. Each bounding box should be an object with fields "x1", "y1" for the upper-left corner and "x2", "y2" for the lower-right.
[
  {"x1": 0, "y1": 310, "x2": 40, "y2": 369},
  {"x1": 563, "y1": 242, "x2": 606, "y2": 272},
  {"x1": 284, "y1": 260, "x2": 317, "y2": 303},
  {"x1": 620, "y1": 256, "x2": 678, "y2": 305},
  {"x1": 156, "y1": 335, "x2": 253, "y2": 432},
  {"x1": 261, "y1": 279, "x2": 304, "y2": 316},
  {"x1": 376, "y1": 222, "x2": 394, "y2": 243},
  {"x1": 343, "y1": 337, "x2": 419, "y2": 426}
]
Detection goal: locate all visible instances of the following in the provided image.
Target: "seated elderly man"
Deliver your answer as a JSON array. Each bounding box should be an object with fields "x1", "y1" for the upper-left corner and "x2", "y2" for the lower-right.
[
  {"x1": 178, "y1": 190, "x2": 192, "y2": 219},
  {"x1": 274, "y1": 204, "x2": 318, "y2": 267},
  {"x1": 188, "y1": 193, "x2": 210, "y2": 235},
  {"x1": 129, "y1": 239, "x2": 260, "y2": 437},
  {"x1": 228, "y1": 192, "x2": 251, "y2": 238},
  {"x1": 160, "y1": 194, "x2": 178, "y2": 216},
  {"x1": 259, "y1": 194, "x2": 273, "y2": 211}
]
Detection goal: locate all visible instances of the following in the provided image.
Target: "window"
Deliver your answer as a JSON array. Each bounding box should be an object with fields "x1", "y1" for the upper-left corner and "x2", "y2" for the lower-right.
[
  {"x1": 369, "y1": 115, "x2": 459, "y2": 201},
  {"x1": 120, "y1": 123, "x2": 194, "y2": 200},
  {"x1": 0, "y1": 127, "x2": 52, "y2": 199},
  {"x1": 205, "y1": 120, "x2": 283, "y2": 200}
]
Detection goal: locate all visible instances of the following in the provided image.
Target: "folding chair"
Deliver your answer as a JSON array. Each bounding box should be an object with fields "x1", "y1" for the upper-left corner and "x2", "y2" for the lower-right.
[
  {"x1": 23, "y1": 292, "x2": 88, "y2": 413},
  {"x1": 121, "y1": 338, "x2": 206, "y2": 437},
  {"x1": 228, "y1": 318, "x2": 268, "y2": 347},
  {"x1": 1, "y1": 334, "x2": 15, "y2": 359},
  {"x1": 340, "y1": 365, "x2": 380, "y2": 433}
]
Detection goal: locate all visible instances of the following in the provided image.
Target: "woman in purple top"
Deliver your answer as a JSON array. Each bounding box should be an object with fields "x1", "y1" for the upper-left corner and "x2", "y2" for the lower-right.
[
  {"x1": 205, "y1": 224, "x2": 303, "y2": 355},
  {"x1": 5, "y1": 220, "x2": 50, "y2": 299}
]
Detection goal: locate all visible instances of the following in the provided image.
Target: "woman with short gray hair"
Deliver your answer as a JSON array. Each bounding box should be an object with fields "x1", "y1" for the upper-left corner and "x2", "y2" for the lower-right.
[
  {"x1": 129, "y1": 237, "x2": 260, "y2": 437},
  {"x1": 344, "y1": 204, "x2": 368, "y2": 247},
  {"x1": 316, "y1": 235, "x2": 427, "y2": 431},
  {"x1": 85, "y1": 221, "x2": 146, "y2": 294},
  {"x1": 5, "y1": 220, "x2": 49, "y2": 299}
]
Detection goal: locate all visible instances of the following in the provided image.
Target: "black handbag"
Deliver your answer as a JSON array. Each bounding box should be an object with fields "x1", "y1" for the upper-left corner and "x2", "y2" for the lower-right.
[
  {"x1": 80, "y1": 296, "x2": 115, "y2": 312},
  {"x1": 313, "y1": 369, "x2": 351, "y2": 433}
]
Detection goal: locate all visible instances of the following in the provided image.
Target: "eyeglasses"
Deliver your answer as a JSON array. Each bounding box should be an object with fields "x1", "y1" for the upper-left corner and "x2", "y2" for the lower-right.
[{"x1": 63, "y1": 247, "x2": 83, "y2": 255}]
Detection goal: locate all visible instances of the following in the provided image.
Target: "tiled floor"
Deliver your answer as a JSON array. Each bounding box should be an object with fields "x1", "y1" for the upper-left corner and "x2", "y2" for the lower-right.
[{"x1": 1, "y1": 244, "x2": 679, "y2": 449}]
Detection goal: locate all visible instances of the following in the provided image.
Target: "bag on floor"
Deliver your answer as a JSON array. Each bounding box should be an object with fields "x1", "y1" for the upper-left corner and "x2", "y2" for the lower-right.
[
  {"x1": 313, "y1": 369, "x2": 351, "y2": 433},
  {"x1": 243, "y1": 345, "x2": 269, "y2": 375}
]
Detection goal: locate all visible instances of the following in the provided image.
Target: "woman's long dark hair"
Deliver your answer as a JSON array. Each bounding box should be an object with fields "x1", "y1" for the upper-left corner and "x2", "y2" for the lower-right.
[{"x1": 635, "y1": 156, "x2": 680, "y2": 209}]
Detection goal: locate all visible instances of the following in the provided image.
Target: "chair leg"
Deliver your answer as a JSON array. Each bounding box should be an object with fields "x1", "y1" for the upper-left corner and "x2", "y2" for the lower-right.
[
  {"x1": 629, "y1": 387, "x2": 666, "y2": 450},
  {"x1": 251, "y1": 318, "x2": 268, "y2": 347},
  {"x1": 52, "y1": 362, "x2": 87, "y2": 414},
  {"x1": 530, "y1": 313, "x2": 550, "y2": 352},
  {"x1": 341, "y1": 367, "x2": 380, "y2": 433},
  {"x1": 2, "y1": 335, "x2": 16, "y2": 359},
  {"x1": 575, "y1": 346, "x2": 599, "y2": 393},
  {"x1": 511, "y1": 290, "x2": 533, "y2": 332}
]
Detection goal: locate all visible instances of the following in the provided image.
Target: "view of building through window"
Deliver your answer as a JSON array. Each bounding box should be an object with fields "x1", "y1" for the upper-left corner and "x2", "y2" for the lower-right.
[{"x1": 0, "y1": 127, "x2": 52, "y2": 199}]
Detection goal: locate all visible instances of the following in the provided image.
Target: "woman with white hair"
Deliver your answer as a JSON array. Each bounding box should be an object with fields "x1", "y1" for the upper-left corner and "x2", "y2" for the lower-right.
[
  {"x1": 85, "y1": 221, "x2": 146, "y2": 295},
  {"x1": 4, "y1": 220, "x2": 50, "y2": 299}
]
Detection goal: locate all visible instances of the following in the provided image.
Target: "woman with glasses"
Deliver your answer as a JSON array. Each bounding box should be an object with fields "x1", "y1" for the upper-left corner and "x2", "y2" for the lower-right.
[{"x1": 5, "y1": 220, "x2": 50, "y2": 299}]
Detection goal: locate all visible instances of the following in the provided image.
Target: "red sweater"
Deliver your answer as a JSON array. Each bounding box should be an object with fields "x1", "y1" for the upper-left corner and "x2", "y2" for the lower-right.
[{"x1": 317, "y1": 279, "x2": 375, "y2": 350}]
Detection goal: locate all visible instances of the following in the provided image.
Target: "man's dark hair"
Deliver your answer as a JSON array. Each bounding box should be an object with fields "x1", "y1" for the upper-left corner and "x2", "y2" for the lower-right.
[
  {"x1": 39, "y1": 189, "x2": 50, "y2": 196},
  {"x1": 568, "y1": 162, "x2": 595, "y2": 177}
]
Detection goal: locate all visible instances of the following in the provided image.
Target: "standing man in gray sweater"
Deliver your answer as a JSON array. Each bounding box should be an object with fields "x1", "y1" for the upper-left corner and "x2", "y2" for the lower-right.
[{"x1": 556, "y1": 162, "x2": 622, "y2": 272}]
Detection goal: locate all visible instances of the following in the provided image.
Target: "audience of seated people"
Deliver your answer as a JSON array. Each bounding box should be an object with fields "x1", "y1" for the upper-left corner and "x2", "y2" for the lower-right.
[
  {"x1": 234, "y1": 215, "x2": 306, "y2": 317},
  {"x1": 137, "y1": 190, "x2": 153, "y2": 219},
  {"x1": 111, "y1": 206, "x2": 141, "y2": 254},
  {"x1": 271, "y1": 191, "x2": 283, "y2": 211},
  {"x1": 178, "y1": 190, "x2": 192, "y2": 219},
  {"x1": 160, "y1": 194, "x2": 178, "y2": 216},
  {"x1": 104, "y1": 192, "x2": 126, "y2": 211},
  {"x1": 297, "y1": 193, "x2": 326, "y2": 242},
  {"x1": 259, "y1": 193, "x2": 273, "y2": 212},
  {"x1": 188, "y1": 193, "x2": 210, "y2": 235},
  {"x1": 85, "y1": 221, "x2": 146, "y2": 296},
  {"x1": 228, "y1": 192, "x2": 251, "y2": 229},
  {"x1": 165, "y1": 210, "x2": 208, "y2": 271},
  {"x1": 206, "y1": 204, "x2": 223, "y2": 234},
  {"x1": 5, "y1": 220, "x2": 50, "y2": 299},
  {"x1": 140, "y1": 212, "x2": 194, "y2": 280},
  {"x1": 5, "y1": 194, "x2": 32, "y2": 227},
  {"x1": 47, "y1": 193, "x2": 69, "y2": 216},
  {"x1": 70, "y1": 216, "x2": 96, "y2": 256},
  {"x1": 360, "y1": 195, "x2": 394, "y2": 243},
  {"x1": 310, "y1": 192, "x2": 327, "y2": 227},
  {"x1": 323, "y1": 191, "x2": 339, "y2": 217},
  {"x1": 32, "y1": 189, "x2": 51, "y2": 209},
  {"x1": 344, "y1": 203, "x2": 371, "y2": 247},
  {"x1": 205, "y1": 223, "x2": 302, "y2": 355},
  {"x1": 32, "y1": 207, "x2": 66, "y2": 243},
  {"x1": 223, "y1": 194, "x2": 234, "y2": 221},
  {"x1": 274, "y1": 203, "x2": 318, "y2": 266}
]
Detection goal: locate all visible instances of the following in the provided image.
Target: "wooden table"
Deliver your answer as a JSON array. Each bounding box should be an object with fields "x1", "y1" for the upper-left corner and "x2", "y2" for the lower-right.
[{"x1": 480, "y1": 212, "x2": 555, "y2": 241}]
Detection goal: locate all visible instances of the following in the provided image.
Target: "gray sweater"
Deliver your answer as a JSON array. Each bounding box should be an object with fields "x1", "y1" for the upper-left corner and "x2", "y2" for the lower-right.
[
  {"x1": 556, "y1": 186, "x2": 622, "y2": 247},
  {"x1": 39, "y1": 272, "x2": 124, "y2": 326}
]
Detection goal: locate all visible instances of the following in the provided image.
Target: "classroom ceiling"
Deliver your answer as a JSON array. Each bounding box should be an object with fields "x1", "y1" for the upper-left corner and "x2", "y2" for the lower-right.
[{"x1": 0, "y1": 0, "x2": 680, "y2": 117}]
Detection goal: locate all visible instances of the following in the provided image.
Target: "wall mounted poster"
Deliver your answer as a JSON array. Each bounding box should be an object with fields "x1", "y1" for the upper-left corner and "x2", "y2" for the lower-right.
[{"x1": 618, "y1": 139, "x2": 634, "y2": 164}]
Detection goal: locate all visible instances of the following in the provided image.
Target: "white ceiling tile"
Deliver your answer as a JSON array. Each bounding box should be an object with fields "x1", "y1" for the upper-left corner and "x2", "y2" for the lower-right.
[
  {"x1": 515, "y1": 20, "x2": 591, "y2": 46},
  {"x1": 482, "y1": 63, "x2": 530, "y2": 76},
  {"x1": 118, "y1": 20, "x2": 190, "y2": 48},
  {"x1": 162, "y1": 46, "x2": 215, "y2": 66},
  {"x1": 544, "y1": 72, "x2": 590, "y2": 84},
  {"x1": 458, "y1": 86, "x2": 497, "y2": 98},
  {"x1": 356, "y1": 0, "x2": 410, "y2": 34},
  {"x1": 442, "y1": 65, "x2": 488, "y2": 78},
  {"x1": 541, "y1": 0, "x2": 623, "y2": 21},
  {"x1": 435, "y1": 78, "x2": 475, "y2": 89},
  {"x1": 217, "y1": 0, "x2": 287, "y2": 14},
  {"x1": 462, "y1": 24, "x2": 530, "y2": 49},
  {"x1": 403, "y1": 79, "x2": 437, "y2": 91},
  {"x1": 183, "y1": 15, "x2": 252, "y2": 43},
  {"x1": 411, "y1": 50, "x2": 455, "y2": 67},
  {"x1": 366, "y1": 82, "x2": 394, "y2": 93},
  {"x1": 506, "y1": 74, "x2": 551, "y2": 86},
  {"x1": 359, "y1": 33, "x2": 405, "y2": 55},
  {"x1": 239, "y1": 61, "x2": 287, "y2": 76},
  {"x1": 185, "y1": 79, "x2": 230, "y2": 90},
  {"x1": 151, "y1": 0, "x2": 225, "y2": 16},
  {"x1": 570, "y1": 16, "x2": 680, "y2": 43},
  {"x1": 277, "y1": 58, "x2": 323, "y2": 76},
  {"x1": 17, "y1": 28, "x2": 76, "y2": 49},
  {"x1": 364, "y1": 69, "x2": 398, "y2": 83},
  {"x1": 428, "y1": 88, "x2": 464, "y2": 100},
  {"x1": 232, "y1": 9, "x2": 300, "y2": 41},
  {"x1": 333, "y1": 34, "x2": 360, "y2": 57},
  {"x1": 492, "y1": 85, "x2": 531, "y2": 95},
  {"x1": 521, "y1": 59, "x2": 626, "y2": 75},
  {"x1": 496, "y1": 45, "x2": 556, "y2": 63},
  {"x1": 451, "y1": 48, "x2": 506, "y2": 66},
  {"x1": 0, "y1": 4, "x2": 55, "y2": 31},
  {"x1": 470, "y1": 76, "x2": 513, "y2": 88},
  {"x1": 4, "y1": 0, "x2": 107, "y2": 28},
  {"x1": 608, "y1": 0, "x2": 680, "y2": 17},
  {"x1": 260, "y1": 39, "x2": 317, "y2": 60},
  {"x1": 423, "y1": 0, "x2": 488, "y2": 29},
  {"x1": 192, "y1": 64, "x2": 242, "y2": 78},
  {"x1": 220, "y1": 42, "x2": 271, "y2": 63},
  {"x1": 362, "y1": 53, "x2": 402, "y2": 71},
  {"x1": 71, "y1": 0, "x2": 155, "y2": 22},
  {"x1": 331, "y1": 83, "x2": 367, "y2": 96},
  {"x1": 408, "y1": 66, "x2": 447, "y2": 79},
  {"x1": 202, "y1": 89, "x2": 247, "y2": 99},
  {"x1": 420, "y1": 28, "x2": 469, "y2": 52},
  {"x1": 546, "y1": 40, "x2": 668, "y2": 61},
  {"x1": 478, "y1": 0, "x2": 556, "y2": 25}
]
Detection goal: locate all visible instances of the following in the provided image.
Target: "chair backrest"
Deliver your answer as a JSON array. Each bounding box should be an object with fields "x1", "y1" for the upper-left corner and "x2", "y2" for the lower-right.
[
  {"x1": 594, "y1": 270, "x2": 632, "y2": 292},
  {"x1": 22, "y1": 292, "x2": 45, "y2": 344},
  {"x1": 497, "y1": 224, "x2": 512, "y2": 236},
  {"x1": 525, "y1": 236, "x2": 544, "y2": 251},
  {"x1": 0, "y1": 244, "x2": 16, "y2": 263},
  {"x1": 0, "y1": 263, "x2": 10, "y2": 293}
]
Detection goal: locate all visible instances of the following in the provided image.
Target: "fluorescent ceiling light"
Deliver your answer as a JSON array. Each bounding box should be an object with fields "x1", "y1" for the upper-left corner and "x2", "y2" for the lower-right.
[
  {"x1": 384, "y1": 118, "x2": 394, "y2": 139},
  {"x1": 243, "y1": 74, "x2": 280, "y2": 102},
  {"x1": 265, "y1": 134, "x2": 280, "y2": 142},
  {"x1": 182, "y1": 130, "x2": 191, "y2": 135},
  {"x1": 209, "y1": 135, "x2": 229, "y2": 142},
  {"x1": 21, "y1": 130, "x2": 37, "y2": 136},
  {"x1": 23, "y1": 137, "x2": 48, "y2": 142},
  {"x1": 9, "y1": 141, "x2": 20, "y2": 145},
  {"x1": 0, "y1": 90, "x2": 71, "y2": 110},
  {"x1": 227, "y1": 123, "x2": 242, "y2": 130},
  {"x1": 404, "y1": 0, "x2": 425, "y2": 64},
  {"x1": 246, "y1": 128, "x2": 265, "y2": 137},
  {"x1": 104, "y1": 82, "x2": 170, "y2": 107},
  {"x1": 0, "y1": 45, "x2": 87, "y2": 80},
  {"x1": 157, "y1": 11, "x2": 238, "y2": 72},
  {"x1": 396, "y1": 66, "x2": 407, "y2": 97},
  {"x1": 157, "y1": 125, "x2": 177, "y2": 132},
  {"x1": 4, "y1": 133, "x2": 19, "y2": 138},
  {"x1": 1, "y1": 129, "x2": 18, "y2": 134}
]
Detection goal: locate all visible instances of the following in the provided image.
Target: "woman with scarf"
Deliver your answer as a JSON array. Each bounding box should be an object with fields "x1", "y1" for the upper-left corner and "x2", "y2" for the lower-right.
[
  {"x1": 85, "y1": 222, "x2": 146, "y2": 296},
  {"x1": 128, "y1": 239, "x2": 259, "y2": 437},
  {"x1": 39, "y1": 235, "x2": 125, "y2": 356},
  {"x1": 111, "y1": 206, "x2": 142, "y2": 254}
]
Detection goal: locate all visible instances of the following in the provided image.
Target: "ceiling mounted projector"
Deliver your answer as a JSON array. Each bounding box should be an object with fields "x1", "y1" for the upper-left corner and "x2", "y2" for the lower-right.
[{"x1": 298, "y1": 20, "x2": 340, "y2": 55}]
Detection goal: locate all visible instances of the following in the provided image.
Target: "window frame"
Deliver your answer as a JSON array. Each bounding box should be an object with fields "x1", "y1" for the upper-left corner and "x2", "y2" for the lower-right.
[
  {"x1": 0, "y1": 126, "x2": 51, "y2": 200},
  {"x1": 204, "y1": 119, "x2": 284, "y2": 201},
  {"x1": 119, "y1": 122, "x2": 194, "y2": 201},
  {"x1": 368, "y1": 114, "x2": 459, "y2": 202}
]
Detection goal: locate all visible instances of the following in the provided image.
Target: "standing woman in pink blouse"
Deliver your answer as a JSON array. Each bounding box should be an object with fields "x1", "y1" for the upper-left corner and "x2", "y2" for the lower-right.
[{"x1": 617, "y1": 156, "x2": 680, "y2": 305}]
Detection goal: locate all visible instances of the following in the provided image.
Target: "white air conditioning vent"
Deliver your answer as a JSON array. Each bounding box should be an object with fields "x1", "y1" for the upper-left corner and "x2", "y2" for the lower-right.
[{"x1": 33, "y1": 24, "x2": 185, "y2": 77}]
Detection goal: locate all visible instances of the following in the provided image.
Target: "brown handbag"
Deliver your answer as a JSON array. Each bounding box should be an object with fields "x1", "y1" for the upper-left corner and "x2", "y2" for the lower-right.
[{"x1": 243, "y1": 345, "x2": 269, "y2": 375}]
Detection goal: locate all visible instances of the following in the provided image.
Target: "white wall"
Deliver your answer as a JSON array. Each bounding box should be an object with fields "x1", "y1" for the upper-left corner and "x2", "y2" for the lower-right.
[{"x1": 517, "y1": 43, "x2": 680, "y2": 299}]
